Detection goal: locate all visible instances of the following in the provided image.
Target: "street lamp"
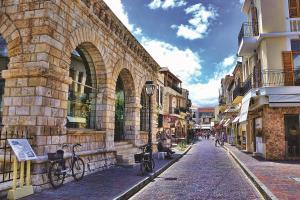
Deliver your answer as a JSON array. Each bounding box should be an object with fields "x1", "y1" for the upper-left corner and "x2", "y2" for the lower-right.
[{"x1": 145, "y1": 80, "x2": 156, "y2": 164}]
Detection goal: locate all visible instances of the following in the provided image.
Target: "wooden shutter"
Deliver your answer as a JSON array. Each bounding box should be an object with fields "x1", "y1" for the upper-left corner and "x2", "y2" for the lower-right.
[
  {"x1": 289, "y1": 0, "x2": 300, "y2": 18},
  {"x1": 251, "y1": 6, "x2": 259, "y2": 36},
  {"x1": 282, "y1": 51, "x2": 294, "y2": 86}
]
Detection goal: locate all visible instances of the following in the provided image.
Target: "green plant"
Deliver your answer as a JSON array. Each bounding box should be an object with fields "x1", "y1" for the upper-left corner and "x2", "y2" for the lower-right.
[{"x1": 177, "y1": 140, "x2": 187, "y2": 151}]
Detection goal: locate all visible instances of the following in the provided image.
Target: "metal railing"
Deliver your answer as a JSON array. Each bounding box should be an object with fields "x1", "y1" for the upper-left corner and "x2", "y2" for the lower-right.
[
  {"x1": 234, "y1": 70, "x2": 300, "y2": 98},
  {"x1": 0, "y1": 128, "x2": 34, "y2": 183},
  {"x1": 238, "y1": 22, "x2": 259, "y2": 47},
  {"x1": 171, "y1": 85, "x2": 182, "y2": 94}
]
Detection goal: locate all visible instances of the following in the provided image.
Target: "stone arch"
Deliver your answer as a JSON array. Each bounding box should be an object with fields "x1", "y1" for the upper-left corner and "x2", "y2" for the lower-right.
[
  {"x1": 0, "y1": 13, "x2": 23, "y2": 66},
  {"x1": 113, "y1": 66, "x2": 137, "y2": 142},
  {"x1": 62, "y1": 27, "x2": 108, "y2": 88},
  {"x1": 62, "y1": 27, "x2": 111, "y2": 130}
]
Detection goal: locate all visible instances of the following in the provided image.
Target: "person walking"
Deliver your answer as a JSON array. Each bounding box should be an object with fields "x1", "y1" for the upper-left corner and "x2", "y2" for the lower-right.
[{"x1": 215, "y1": 132, "x2": 220, "y2": 147}]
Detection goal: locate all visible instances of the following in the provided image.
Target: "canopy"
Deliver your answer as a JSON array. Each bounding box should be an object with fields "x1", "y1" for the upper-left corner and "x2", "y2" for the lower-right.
[
  {"x1": 269, "y1": 95, "x2": 300, "y2": 107},
  {"x1": 239, "y1": 98, "x2": 250, "y2": 123},
  {"x1": 232, "y1": 116, "x2": 240, "y2": 124},
  {"x1": 224, "y1": 119, "x2": 231, "y2": 127}
]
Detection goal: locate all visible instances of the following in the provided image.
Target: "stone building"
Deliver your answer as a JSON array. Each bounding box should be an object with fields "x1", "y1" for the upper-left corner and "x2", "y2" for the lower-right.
[
  {"x1": 159, "y1": 67, "x2": 191, "y2": 140},
  {"x1": 0, "y1": 0, "x2": 163, "y2": 190}
]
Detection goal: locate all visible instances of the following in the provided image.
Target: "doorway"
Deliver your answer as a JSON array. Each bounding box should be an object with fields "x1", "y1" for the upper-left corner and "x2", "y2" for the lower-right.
[
  {"x1": 285, "y1": 115, "x2": 300, "y2": 157},
  {"x1": 114, "y1": 77, "x2": 125, "y2": 141}
]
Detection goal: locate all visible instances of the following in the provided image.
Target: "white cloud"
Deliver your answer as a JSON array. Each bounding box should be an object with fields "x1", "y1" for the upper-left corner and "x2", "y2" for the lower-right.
[
  {"x1": 172, "y1": 3, "x2": 218, "y2": 40},
  {"x1": 103, "y1": 0, "x2": 229, "y2": 107},
  {"x1": 148, "y1": 0, "x2": 187, "y2": 10},
  {"x1": 103, "y1": 0, "x2": 142, "y2": 35},
  {"x1": 222, "y1": 55, "x2": 235, "y2": 67},
  {"x1": 240, "y1": 0, "x2": 244, "y2": 4},
  {"x1": 187, "y1": 55, "x2": 237, "y2": 107},
  {"x1": 141, "y1": 37, "x2": 202, "y2": 82}
]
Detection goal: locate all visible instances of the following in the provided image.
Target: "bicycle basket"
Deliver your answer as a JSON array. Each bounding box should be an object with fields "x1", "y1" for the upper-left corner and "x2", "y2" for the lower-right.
[
  {"x1": 134, "y1": 153, "x2": 143, "y2": 163},
  {"x1": 47, "y1": 150, "x2": 64, "y2": 161}
]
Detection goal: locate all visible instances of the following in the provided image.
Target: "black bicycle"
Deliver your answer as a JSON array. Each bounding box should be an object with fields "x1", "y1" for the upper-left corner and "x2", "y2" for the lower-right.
[
  {"x1": 47, "y1": 143, "x2": 85, "y2": 189},
  {"x1": 134, "y1": 144, "x2": 155, "y2": 175}
]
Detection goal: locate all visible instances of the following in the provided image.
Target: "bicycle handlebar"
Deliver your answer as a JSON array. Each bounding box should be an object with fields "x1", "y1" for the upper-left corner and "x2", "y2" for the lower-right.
[{"x1": 72, "y1": 143, "x2": 82, "y2": 154}]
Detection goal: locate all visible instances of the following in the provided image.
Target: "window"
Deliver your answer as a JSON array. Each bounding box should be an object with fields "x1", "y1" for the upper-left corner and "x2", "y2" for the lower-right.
[
  {"x1": 291, "y1": 40, "x2": 300, "y2": 51},
  {"x1": 0, "y1": 35, "x2": 8, "y2": 125},
  {"x1": 67, "y1": 49, "x2": 96, "y2": 129},
  {"x1": 289, "y1": 0, "x2": 300, "y2": 18},
  {"x1": 285, "y1": 115, "x2": 300, "y2": 157},
  {"x1": 158, "y1": 114, "x2": 163, "y2": 128}
]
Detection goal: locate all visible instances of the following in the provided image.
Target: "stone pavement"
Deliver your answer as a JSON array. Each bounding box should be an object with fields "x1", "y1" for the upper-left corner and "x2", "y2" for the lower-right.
[
  {"x1": 22, "y1": 149, "x2": 187, "y2": 200},
  {"x1": 225, "y1": 144, "x2": 300, "y2": 200},
  {"x1": 130, "y1": 140, "x2": 261, "y2": 200}
]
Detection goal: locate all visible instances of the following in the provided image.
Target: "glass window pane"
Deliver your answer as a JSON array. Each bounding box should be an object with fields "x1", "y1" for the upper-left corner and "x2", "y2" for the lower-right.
[{"x1": 0, "y1": 36, "x2": 7, "y2": 57}]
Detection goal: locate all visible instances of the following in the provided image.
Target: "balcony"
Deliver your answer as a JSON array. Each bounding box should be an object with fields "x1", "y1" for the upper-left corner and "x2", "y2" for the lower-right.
[
  {"x1": 171, "y1": 84, "x2": 182, "y2": 94},
  {"x1": 238, "y1": 22, "x2": 259, "y2": 56},
  {"x1": 232, "y1": 77, "x2": 252, "y2": 105},
  {"x1": 236, "y1": 70, "x2": 300, "y2": 96}
]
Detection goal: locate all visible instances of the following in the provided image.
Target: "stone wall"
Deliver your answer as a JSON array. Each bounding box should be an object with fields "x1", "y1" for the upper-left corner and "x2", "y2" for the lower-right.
[
  {"x1": 0, "y1": 0, "x2": 160, "y2": 190},
  {"x1": 263, "y1": 105, "x2": 300, "y2": 160}
]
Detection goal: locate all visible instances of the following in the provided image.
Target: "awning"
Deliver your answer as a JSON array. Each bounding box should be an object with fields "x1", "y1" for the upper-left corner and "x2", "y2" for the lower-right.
[
  {"x1": 224, "y1": 119, "x2": 231, "y2": 127},
  {"x1": 67, "y1": 116, "x2": 86, "y2": 123},
  {"x1": 232, "y1": 116, "x2": 240, "y2": 124},
  {"x1": 269, "y1": 95, "x2": 300, "y2": 107},
  {"x1": 239, "y1": 98, "x2": 250, "y2": 123}
]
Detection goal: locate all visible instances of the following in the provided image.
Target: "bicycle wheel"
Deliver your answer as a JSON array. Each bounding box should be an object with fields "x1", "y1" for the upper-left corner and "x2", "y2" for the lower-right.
[
  {"x1": 145, "y1": 158, "x2": 155, "y2": 172},
  {"x1": 48, "y1": 161, "x2": 65, "y2": 189},
  {"x1": 140, "y1": 161, "x2": 146, "y2": 176},
  {"x1": 72, "y1": 157, "x2": 85, "y2": 181}
]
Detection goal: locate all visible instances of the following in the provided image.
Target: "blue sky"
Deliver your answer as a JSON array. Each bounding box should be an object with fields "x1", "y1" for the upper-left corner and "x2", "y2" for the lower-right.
[{"x1": 103, "y1": 0, "x2": 246, "y2": 107}]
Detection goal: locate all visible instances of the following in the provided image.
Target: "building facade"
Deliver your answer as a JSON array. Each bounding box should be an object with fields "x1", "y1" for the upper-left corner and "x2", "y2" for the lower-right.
[
  {"x1": 235, "y1": 0, "x2": 300, "y2": 160},
  {"x1": 0, "y1": 0, "x2": 168, "y2": 190},
  {"x1": 159, "y1": 68, "x2": 191, "y2": 140}
]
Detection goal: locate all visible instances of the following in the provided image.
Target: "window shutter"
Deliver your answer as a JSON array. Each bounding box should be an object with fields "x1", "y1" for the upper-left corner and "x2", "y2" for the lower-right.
[
  {"x1": 289, "y1": 0, "x2": 300, "y2": 18},
  {"x1": 282, "y1": 51, "x2": 294, "y2": 86}
]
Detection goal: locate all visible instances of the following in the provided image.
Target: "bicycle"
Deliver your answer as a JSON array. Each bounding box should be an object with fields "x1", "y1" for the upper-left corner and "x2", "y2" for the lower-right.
[
  {"x1": 47, "y1": 143, "x2": 85, "y2": 189},
  {"x1": 134, "y1": 144, "x2": 155, "y2": 175}
]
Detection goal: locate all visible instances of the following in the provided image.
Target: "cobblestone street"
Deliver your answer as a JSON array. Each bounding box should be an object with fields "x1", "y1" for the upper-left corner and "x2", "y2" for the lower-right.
[{"x1": 131, "y1": 140, "x2": 262, "y2": 200}]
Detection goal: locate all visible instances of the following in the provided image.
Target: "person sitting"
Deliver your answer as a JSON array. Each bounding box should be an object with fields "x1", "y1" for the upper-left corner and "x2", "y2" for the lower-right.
[{"x1": 157, "y1": 141, "x2": 174, "y2": 159}]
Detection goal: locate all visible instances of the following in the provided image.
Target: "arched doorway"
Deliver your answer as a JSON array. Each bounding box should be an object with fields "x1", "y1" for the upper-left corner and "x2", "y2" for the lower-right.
[
  {"x1": 115, "y1": 76, "x2": 125, "y2": 141},
  {"x1": 67, "y1": 45, "x2": 97, "y2": 129},
  {"x1": 114, "y1": 68, "x2": 136, "y2": 142},
  {"x1": 0, "y1": 35, "x2": 8, "y2": 125}
]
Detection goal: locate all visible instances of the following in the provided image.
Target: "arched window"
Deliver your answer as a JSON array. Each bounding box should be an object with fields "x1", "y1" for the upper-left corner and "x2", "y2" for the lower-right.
[
  {"x1": 67, "y1": 48, "x2": 96, "y2": 129},
  {"x1": 140, "y1": 87, "x2": 149, "y2": 131},
  {"x1": 0, "y1": 35, "x2": 8, "y2": 125}
]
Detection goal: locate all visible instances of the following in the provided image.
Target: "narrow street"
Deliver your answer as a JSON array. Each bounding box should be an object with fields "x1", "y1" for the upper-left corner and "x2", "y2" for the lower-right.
[{"x1": 131, "y1": 140, "x2": 262, "y2": 200}]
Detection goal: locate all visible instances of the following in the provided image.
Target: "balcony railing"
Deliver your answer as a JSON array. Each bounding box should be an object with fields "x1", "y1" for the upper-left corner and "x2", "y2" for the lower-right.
[
  {"x1": 171, "y1": 85, "x2": 182, "y2": 94},
  {"x1": 290, "y1": 18, "x2": 300, "y2": 32},
  {"x1": 235, "y1": 70, "x2": 300, "y2": 97},
  {"x1": 238, "y1": 22, "x2": 259, "y2": 47}
]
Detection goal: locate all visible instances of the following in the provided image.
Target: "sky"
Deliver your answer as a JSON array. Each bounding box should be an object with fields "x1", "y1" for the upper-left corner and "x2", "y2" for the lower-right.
[{"x1": 103, "y1": 0, "x2": 246, "y2": 107}]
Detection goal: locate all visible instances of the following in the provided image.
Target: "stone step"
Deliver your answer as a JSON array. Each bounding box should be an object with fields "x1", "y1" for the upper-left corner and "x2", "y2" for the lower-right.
[
  {"x1": 115, "y1": 141, "x2": 130, "y2": 147},
  {"x1": 115, "y1": 144, "x2": 135, "y2": 151},
  {"x1": 116, "y1": 148, "x2": 138, "y2": 155}
]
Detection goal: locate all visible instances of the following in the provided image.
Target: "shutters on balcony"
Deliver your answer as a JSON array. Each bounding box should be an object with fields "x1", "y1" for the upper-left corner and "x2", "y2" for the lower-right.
[
  {"x1": 282, "y1": 51, "x2": 294, "y2": 86},
  {"x1": 289, "y1": 0, "x2": 300, "y2": 18},
  {"x1": 251, "y1": 6, "x2": 259, "y2": 36}
]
